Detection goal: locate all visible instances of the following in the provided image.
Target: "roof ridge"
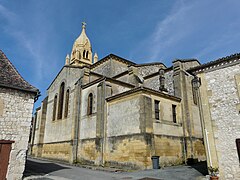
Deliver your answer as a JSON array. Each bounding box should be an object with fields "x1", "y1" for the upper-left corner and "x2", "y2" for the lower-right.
[
  {"x1": 0, "y1": 50, "x2": 34, "y2": 88},
  {"x1": 91, "y1": 53, "x2": 136, "y2": 69},
  {"x1": 0, "y1": 50, "x2": 38, "y2": 93},
  {"x1": 188, "y1": 52, "x2": 240, "y2": 72}
]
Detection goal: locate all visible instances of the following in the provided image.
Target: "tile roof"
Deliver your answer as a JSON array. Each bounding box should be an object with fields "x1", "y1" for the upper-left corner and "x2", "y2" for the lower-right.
[
  {"x1": 0, "y1": 50, "x2": 39, "y2": 94},
  {"x1": 188, "y1": 53, "x2": 240, "y2": 73},
  {"x1": 91, "y1": 54, "x2": 136, "y2": 69}
]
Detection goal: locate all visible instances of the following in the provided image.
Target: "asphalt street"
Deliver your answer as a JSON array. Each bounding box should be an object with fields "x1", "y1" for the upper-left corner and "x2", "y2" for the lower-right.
[{"x1": 23, "y1": 157, "x2": 208, "y2": 180}]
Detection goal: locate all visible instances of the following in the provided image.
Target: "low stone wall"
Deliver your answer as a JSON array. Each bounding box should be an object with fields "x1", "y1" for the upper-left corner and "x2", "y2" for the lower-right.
[
  {"x1": 154, "y1": 135, "x2": 183, "y2": 167},
  {"x1": 41, "y1": 141, "x2": 72, "y2": 162},
  {"x1": 105, "y1": 134, "x2": 152, "y2": 169},
  {"x1": 77, "y1": 138, "x2": 97, "y2": 165}
]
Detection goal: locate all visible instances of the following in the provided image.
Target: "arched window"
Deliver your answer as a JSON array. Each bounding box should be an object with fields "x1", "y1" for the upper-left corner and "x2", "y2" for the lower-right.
[
  {"x1": 57, "y1": 82, "x2": 65, "y2": 119},
  {"x1": 87, "y1": 93, "x2": 93, "y2": 115},
  {"x1": 52, "y1": 95, "x2": 57, "y2": 121},
  {"x1": 64, "y1": 89, "x2": 70, "y2": 118},
  {"x1": 83, "y1": 50, "x2": 86, "y2": 58},
  {"x1": 86, "y1": 51, "x2": 89, "y2": 59}
]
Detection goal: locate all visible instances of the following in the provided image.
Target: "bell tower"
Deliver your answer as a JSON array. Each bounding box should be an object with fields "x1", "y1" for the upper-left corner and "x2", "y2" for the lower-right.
[{"x1": 70, "y1": 22, "x2": 93, "y2": 66}]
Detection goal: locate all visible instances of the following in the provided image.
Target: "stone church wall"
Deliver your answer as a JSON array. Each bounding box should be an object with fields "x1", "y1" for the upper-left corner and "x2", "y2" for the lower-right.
[
  {"x1": 0, "y1": 87, "x2": 35, "y2": 180},
  {"x1": 116, "y1": 73, "x2": 129, "y2": 82},
  {"x1": 144, "y1": 70, "x2": 174, "y2": 95},
  {"x1": 92, "y1": 60, "x2": 111, "y2": 77},
  {"x1": 151, "y1": 94, "x2": 183, "y2": 166},
  {"x1": 107, "y1": 95, "x2": 141, "y2": 136},
  {"x1": 137, "y1": 64, "x2": 164, "y2": 77},
  {"x1": 42, "y1": 67, "x2": 83, "y2": 162},
  {"x1": 105, "y1": 94, "x2": 152, "y2": 169},
  {"x1": 92, "y1": 59, "x2": 128, "y2": 77},
  {"x1": 203, "y1": 64, "x2": 240, "y2": 179},
  {"x1": 80, "y1": 84, "x2": 98, "y2": 140},
  {"x1": 111, "y1": 61, "x2": 129, "y2": 77}
]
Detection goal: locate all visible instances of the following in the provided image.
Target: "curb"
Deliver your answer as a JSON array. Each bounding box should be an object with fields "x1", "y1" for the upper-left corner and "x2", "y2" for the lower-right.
[{"x1": 27, "y1": 156, "x2": 126, "y2": 173}]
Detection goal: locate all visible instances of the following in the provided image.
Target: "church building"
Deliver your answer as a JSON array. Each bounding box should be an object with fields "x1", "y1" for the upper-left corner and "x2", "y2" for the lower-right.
[{"x1": 30, "y1": 22, "x2": 207, "y2": 169}]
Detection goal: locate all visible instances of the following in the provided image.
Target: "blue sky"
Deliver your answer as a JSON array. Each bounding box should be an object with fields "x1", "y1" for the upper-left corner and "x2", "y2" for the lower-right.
[{"x1": 0, "y1": 0, "x2": 240, "y2": 108}]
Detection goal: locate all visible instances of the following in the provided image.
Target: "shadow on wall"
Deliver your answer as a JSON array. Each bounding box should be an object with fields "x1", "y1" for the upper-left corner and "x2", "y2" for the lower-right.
[
  {"x1": 23, "y1": 158, "x2": 70, "y2": 178},
  {"x1": 188, "y1": 161, "x2": 208, "y2": 176}
]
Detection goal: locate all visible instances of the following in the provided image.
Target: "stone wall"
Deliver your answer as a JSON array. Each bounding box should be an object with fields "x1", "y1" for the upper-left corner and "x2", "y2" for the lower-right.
[
  {"x1": 42, "y1": 67, "x2": 83, "y2": 161},
  {"x1": 44, "y1": 67, "x2": 82, "y2": 144},
  {"x1": 0, "y1": 87, "x2": 35, "y2": 180},
  {"x1": 203, "y1": 64, "x2": 240, "y2": 179},
  {"x1": 105, "y1": 134, "x2": 151, "y2": 169},
  {"x1": 92, "y1": 59, "x2": 128, "y2": 77},
  {"x1": 80, "y1": 84, "x2": 98, "y2": 140},
  {"x1": 107, "y1": 95, "x2": 141, "y2": 137},
  {"x1": 144, "y1": 70, "x2": 174, "y2": 95},
  {"x1": 105, "y1": 94, "x2": 152, "y2": 169},
  {"x1": 137, "y1": 64, "x2": 165, "y2": 77}
]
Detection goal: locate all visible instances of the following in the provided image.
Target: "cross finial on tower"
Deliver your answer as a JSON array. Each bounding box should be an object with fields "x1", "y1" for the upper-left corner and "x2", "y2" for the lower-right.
[{"x1": 82, "y1": 22, "x2": 87, "y2": 29}]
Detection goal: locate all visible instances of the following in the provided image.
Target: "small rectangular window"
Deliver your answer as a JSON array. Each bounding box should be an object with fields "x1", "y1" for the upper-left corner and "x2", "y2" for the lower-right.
[
  {"x1": 154, "y1": 100, "x2": 160, "y2": 120},
  {"x1": 236, "y1": 139, "x2": 240, "y2": 162},
  {"x1": 172, "y1": 104, "x2": 177, "y2": 123}
]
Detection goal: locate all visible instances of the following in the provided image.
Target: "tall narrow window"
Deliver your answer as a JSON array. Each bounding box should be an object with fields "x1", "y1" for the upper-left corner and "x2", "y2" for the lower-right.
[
  {"x1": 154, "y1": 100, "x2": 160, "y2": 120},
  {"x1": 52, "y1": 95, "x2": 57, "y2": 121},
  {"x1": 236, "y1": 139, "x2": 240, "y2": 162},
  {"x1": 87, "y1": 93, "x2": 93, "y2": 115},
  {"x1": 86, "y1": 51, "x2": 89, "y2": 59},
  {"x1": 78, "y1": 52, "x2": 81, "y2": 59},
  {"x1": 172, "y1": 104, "x2": 177, "y2": 123},
  {"x1": 83, "y1": 50, "x2": 86, "y2": 58},
  {"x1": 64, "y1": 89, "x2": 70, "y2": 118},
  {"x1": 57, "y1": 82, "x2": 65, "y2": 119}
]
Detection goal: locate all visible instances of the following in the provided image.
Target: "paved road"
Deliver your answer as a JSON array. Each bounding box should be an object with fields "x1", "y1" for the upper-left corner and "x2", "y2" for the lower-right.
[{"x1": 23, "y1": 157, "x2": 208, "y2": 180}]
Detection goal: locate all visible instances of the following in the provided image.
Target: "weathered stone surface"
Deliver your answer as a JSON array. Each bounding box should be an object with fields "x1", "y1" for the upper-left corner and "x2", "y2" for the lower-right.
[
  {"x1": 204, "y1": 64, "x2": 240, "y2": 179},
  {"x1": 137, "y1": 64, "x2": 164, "y2": 77},
  {"x1": 0, "y1": 87, "x2": 35, "y2": 180},
  {"x1": 30, "y1": 27, "x2": 206, "y2": 170},
  {"x1": 92, "y1": 59, "x2": 128, "y2": 77},
  {"x1": 107, "y1": 95, "x2": 141, "y2": 137}
]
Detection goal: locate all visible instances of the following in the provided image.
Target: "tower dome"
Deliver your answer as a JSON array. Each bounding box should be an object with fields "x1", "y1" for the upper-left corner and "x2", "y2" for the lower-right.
[{"x1": 70, "y1": 22, "x2": 93, "y2": 66}]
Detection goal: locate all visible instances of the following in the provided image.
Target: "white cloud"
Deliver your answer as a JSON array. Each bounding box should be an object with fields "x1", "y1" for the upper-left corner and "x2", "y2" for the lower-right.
[
  {"x1": 149, "y1": 1, "x2": 195, "y2": 60},
  {"x1": 131, "y1": 0, "x2": 240, "y2": 64}
]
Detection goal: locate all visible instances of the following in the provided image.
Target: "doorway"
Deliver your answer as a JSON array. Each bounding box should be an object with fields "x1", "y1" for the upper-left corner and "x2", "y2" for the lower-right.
[{"x1": 0, "y1": 140, "x2": 14, "y2": 180}]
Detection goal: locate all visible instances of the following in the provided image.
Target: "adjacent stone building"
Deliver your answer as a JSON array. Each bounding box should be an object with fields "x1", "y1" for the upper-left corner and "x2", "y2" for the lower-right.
[
  {"x1": 30, "y1": 23, "x2": 206, "y2": 169},
  {"x1": 189, "y1": 54, "x2": 240, "y2": 180},
  {"x1": 0, "y1": 50, "x2": 39, "y2": 180}
]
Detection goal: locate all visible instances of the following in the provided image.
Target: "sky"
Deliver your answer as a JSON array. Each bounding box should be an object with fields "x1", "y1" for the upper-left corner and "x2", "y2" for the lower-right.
[{"x1": 0, "y1": 0, "x2": 240, "y2": 109}]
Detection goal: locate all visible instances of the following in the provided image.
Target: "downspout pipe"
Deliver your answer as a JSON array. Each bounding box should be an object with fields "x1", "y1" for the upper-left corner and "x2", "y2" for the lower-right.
[{"x1": 192, "y1": 75, "x2": 212, "y2": 167}]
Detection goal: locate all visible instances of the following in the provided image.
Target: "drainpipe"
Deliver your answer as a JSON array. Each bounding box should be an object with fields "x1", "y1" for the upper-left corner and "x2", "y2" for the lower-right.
[
  {"x1": 205, "y1": 129, "x2": 212, "y2": 166},
  {"x1": 192, "y1": 76, "x2": 212, "y2": 167}
]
